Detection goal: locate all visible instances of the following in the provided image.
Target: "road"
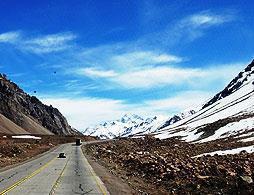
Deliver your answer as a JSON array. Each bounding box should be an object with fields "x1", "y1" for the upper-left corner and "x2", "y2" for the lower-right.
[{"x1": 0, "y1": 143, "x2": 109, "y2": 195}]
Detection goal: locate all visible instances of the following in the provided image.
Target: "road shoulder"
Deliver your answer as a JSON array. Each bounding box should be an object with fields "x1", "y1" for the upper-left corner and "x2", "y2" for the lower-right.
[{"x1": 82, "y1": 149, "x2": 135, "y2": 195}]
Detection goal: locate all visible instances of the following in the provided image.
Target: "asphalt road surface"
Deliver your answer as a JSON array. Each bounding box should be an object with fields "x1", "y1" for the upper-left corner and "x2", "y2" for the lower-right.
[{"x1": 0, "y1": 143, "x2": 109, "y2": 195}]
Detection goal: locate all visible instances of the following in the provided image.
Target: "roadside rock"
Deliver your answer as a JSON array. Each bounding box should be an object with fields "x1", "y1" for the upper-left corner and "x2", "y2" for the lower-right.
[{"x1": 85, "y1": 137, "x2": 254, "y2": 194}]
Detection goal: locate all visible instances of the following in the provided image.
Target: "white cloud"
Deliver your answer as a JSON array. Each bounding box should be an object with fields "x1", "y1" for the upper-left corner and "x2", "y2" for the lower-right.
[
  {"x1": 27, "y1": 33, "x2": 76, "y2": 47},
  {"x1": 113, "y1": 66, "x2": 203, "y2": 88},
  {"x1": 0, "y1": 31, "x2": 76, "y2": 54},
  {"x1": 172, "y1": 11, "x2": 235, "y2": 42},
  {"x1": 76, "y1": 61, "x2": 246, "y2": 89},
  {"x1": 111, "y1": 51, "x2": 182, "y2": 67},
  {"x1": 79, "y1": 67, "x2": 118, "y2": 78},
  {"x1": 141, "y1": 10, "x2": 236, "y2": 47},
  {"x1": 41, "y1": 97, "x2": 128, "y2": 129},
  {"x1": 0, "y1": 31, "x2": 20, "y2": 43},
  {"x1": 145, "y1": 91, "x2": 212, "y2": 112},
  {"x1": 186, "y1": 13, "x2": 230, "y2": 27},
  {"x1": 75, "y1": 63, "x2": 203, "y2": 89},
  {"x1": 22, "y1": 32, "x2": 77, "y2": 54},
  {"x1": 73, "y1": 48, "x2": 187, "y2": 88}
]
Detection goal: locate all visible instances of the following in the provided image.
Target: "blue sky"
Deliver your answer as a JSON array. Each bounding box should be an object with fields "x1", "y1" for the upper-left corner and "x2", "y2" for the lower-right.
[{"x1": 0, "y1": 0, "x2": 253, "y2": 130}]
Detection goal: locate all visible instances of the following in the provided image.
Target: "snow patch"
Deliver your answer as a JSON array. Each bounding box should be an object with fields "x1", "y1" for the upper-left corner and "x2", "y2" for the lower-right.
[
  {"x1": 12, "y1": 135, "x2": 41, "y2": 140},
  {"x1": 239, "y1": 137, "x2": 254, "y2": 142},
  {"x1": 196, "y1": 118, "x2": 254, "y2": 143},
  {"x1": 155, "y1": 128, "x2": 203, "y2": 142},
  {"x1": 193, "y1": 145, "x2": 254, "y2": 158}
]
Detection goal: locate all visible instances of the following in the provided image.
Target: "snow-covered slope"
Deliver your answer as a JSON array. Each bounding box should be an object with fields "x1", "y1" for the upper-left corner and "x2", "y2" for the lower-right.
[{"x1": 154, "y1": 59, "x2": 254, "y2": 142}]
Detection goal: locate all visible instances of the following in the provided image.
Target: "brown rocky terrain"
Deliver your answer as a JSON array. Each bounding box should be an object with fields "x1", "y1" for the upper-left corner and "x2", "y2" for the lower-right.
[
  {"x1": 84, "y1": 136, "x2": 254, "y2": 194},
  {"x1": 0, "y1": 74, "x2": 78, "y2": 135},
  {"x1": 0, "y1": 135, "x2": 96, "y2": 169}
]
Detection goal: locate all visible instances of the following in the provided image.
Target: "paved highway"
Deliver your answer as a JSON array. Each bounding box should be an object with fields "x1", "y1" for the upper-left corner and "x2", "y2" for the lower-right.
[{"x1": 0, "y1": 143, "x2": 109, "y2": 195}]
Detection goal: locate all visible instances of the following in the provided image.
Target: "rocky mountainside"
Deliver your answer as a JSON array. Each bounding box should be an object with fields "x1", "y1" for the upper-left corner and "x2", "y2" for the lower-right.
[
  {"x1": 157, "y1": 110, "x2": 196, "y2": 130},
  {"x1": 153, "y1": 59, "x2": 254, "y2": 143},
  {"x1": 203, "y1": 59, "x2": 254, "y2": 109},
  {"x1": 0, "y1": 74, "x2": 77, "y2": 135}
]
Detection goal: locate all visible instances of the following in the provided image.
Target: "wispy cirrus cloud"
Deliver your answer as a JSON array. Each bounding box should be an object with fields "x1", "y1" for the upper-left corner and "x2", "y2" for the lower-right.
[
  {"x1": 111, "y1": 51, "x2": 182, "y2": 67},
  {"x1": 112, "y1": 66, "x2": 202, "y2": 88},
  {"x1": 22, "y1": 32, "x2": 77, "y2": 54},
  {"x1": 0, "y1": 31, "x2": 77, "y2": 54},
  {"x1": 141, "y1": 10, "x2": 236, "y2": 47},
  {"x1": 185, "y1": 11, "x2": 233, "y2": 27},
  {"x1": 72, "y1": 48, "x2": 187, "y2": 88},
  {"x1": 74, "y1": 61, "x2": 245, "y2": 89},
  {"x1": 172, "y1": 11, "x2": 235, "y2": 41},
  {"x1": 80, "y1": 67, "x2": 118, "y2": 78},
  {"x1": 78, "y1": 47, "x2": 182, "y2": 69},
  {"x1": 145, "y1": 90, "x2": 212, "y2": 112},
  {"x1": 0, "y1": 31, "x2": 20, "y2": 43}
]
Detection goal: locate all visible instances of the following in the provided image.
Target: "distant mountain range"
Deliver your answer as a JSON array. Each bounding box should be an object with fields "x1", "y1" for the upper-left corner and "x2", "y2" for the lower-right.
[
  {"x1": 83, "y1": 59, "x2": 254, "y2": 142},
  {"x1": 0, "y1": 74, "x2": 79, "y2": 135},
  {"x1": 83, "y1": 111, "x2": 196, "y2": 139}
]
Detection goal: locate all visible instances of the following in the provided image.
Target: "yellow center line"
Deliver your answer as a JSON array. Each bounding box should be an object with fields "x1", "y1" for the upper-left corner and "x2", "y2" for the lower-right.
[
  {"x1": 49, "y1": 157, "x2": 70, "y2": 195},
  {"x1": 0, "y1": 157, "x2": 56, "y2": 195}
]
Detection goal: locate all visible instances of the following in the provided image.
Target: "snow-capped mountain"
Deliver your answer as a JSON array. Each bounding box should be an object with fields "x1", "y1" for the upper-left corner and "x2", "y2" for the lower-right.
[
  {"x1": 153, "y1": 59, "x2": 254, "y2": 143},
  {"x1": 83, "y1": 114, "x2": 145, "y2": 139},
  {"x1": 121, "y1": 115, "x2": 168, "y2": 137},
  {"x1": 83, "y1": 111, "x2": 196, "y2": 139}
]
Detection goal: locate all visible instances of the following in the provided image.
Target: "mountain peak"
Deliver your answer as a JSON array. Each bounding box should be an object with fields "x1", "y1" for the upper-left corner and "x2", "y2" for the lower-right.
[
  {"x1": 202, "y1": 60, "x2": 254, "y2": 109},
  {"x1": 120, "y1": 113, "x2": 143, "y2": 123}
]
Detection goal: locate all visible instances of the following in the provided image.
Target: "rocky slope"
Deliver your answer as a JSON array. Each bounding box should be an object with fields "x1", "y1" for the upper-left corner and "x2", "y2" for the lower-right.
[
  {"x1": 84, "y1": 136, "x2": 254, "y2": 194},
  {"x1": 0, "y1": 113, "x2": 29, "y2": 134},
  {"x1": 0, "y1": 74, "x2": 77, "y2": 135},
  {"x1": 157, "y1": 110, "x2": 196, "y2": 130},
  {"x1": 203, "y1": 59, "x2": 254, "y2": 109},
  {"x1": 153, "y1": 59, "x2": 254, "y2": 142}
]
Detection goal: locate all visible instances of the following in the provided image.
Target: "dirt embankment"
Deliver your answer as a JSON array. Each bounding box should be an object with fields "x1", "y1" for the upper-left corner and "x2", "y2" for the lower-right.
[
  {"x1": 84, "y1": 136, "x2": 254, "y2": 194},
  {"x1": 0, "y1": 135, "x2": 96, "y2": 169}
]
